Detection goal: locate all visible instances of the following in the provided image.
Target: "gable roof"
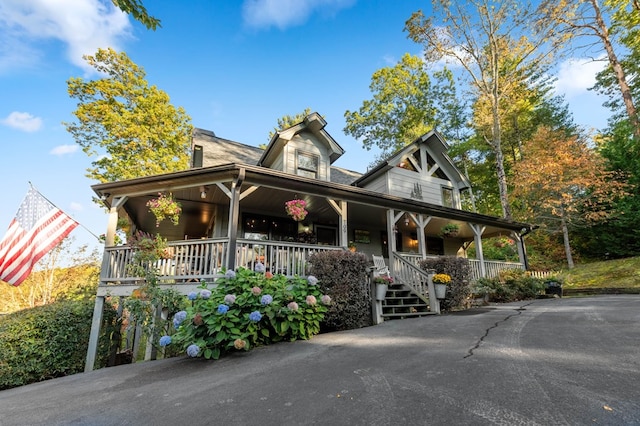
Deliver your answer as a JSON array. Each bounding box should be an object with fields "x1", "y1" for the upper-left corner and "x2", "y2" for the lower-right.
[
  {"x1": 192, "y1": 124, "x2": 361, "y2": 185},
  {"x1": 193, "y1": 128, "x2": 263, "y2": 167},
  {"x1": 258, "y1": 112, "x2": 345, "y2": 166},
  {"x1": 352, "y1": 130, "x2": 471, "y2": 189}
]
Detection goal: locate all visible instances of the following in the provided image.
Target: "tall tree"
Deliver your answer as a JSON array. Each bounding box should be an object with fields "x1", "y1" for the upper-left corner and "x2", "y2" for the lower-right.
[
  {"x1": 406, "y1": 0, "x2": 564, "y2": 220},
  {"x1": 344, "y1": 53, "x2": 464, "y2": 162},
  {"x1": 538, "y1": 0, "x2": 640, "y2": 141},
  {"x1": 268, "y1": 108, "x2": 314, "y2": 142},
  {"x1": 112, "y1": 0, "x2": 161, "y2": 30},
  {"x1": 65, "y1": 48, "x2": 193, "y2": 184},
  {"x1": 511, "y1": 126, "x2": 626, "y2": 268}
]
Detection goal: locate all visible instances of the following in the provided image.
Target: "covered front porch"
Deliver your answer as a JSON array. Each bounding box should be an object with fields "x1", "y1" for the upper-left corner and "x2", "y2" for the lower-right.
[{"x1": 95, "y1": 163, "x2": 532, "y2": 287}]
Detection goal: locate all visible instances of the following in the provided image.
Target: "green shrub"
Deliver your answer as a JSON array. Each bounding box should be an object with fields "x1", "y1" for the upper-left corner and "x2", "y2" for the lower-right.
[
  {"x1": 0, "y1": 299, "x2": 116, "y2": 390},
  {"x1": 474, "y1": 269, "x2": 545, "y2": 303},
  {"x1": 418, "y1": 256, "x2": 472, "y2": 311},
  {"x1": 168, "y1": 266, "x2": 330, "y2": 360},
  {"x1": 309, "y1": 251, "x2": 372, "y2": 331}
]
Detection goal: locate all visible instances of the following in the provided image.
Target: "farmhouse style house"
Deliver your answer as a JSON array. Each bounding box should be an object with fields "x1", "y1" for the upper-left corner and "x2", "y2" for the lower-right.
[{"x1": 84, "y1": 112, "x2": 532, "y2": 370}]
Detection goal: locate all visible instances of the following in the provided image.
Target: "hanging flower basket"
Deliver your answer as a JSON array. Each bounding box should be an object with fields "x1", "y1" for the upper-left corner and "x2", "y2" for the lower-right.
[
  {"x1": 285, "y1": 199, "x2": 308, "y2": 222},
  {"x1": 146, "y1": 192, "x2": 182, "y2": 227}
]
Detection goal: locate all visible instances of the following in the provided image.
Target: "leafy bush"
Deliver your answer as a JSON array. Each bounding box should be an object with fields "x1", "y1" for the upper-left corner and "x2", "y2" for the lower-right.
[
  {"x1": 474, "y1": 269, "x2": 546, "y2": 303},
  {"x1": 308, "y1": 251, "x2": 371, "y2": 331},
  {"x1": 0, "y1": 299, "x2": 116, "y2": 390},
  {"x1": 418, "y1": 256, "x2": 472, "y2": 311},
  {"x1": 167, "y1": 266, "x2": 330, "y2": 360}
]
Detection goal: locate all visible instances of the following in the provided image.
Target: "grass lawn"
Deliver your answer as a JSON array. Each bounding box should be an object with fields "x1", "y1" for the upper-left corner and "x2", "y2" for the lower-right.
[{"x1": 558, "y1": 256, "x2": 640, "y2": 290}]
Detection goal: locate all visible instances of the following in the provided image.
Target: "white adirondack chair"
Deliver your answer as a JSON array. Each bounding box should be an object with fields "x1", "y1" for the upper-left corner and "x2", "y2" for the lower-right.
[{"x1": 371, "y1": 254, "x2": 390, "y2": 277}]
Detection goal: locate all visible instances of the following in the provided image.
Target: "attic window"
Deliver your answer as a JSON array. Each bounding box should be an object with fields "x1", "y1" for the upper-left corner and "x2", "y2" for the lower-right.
[{"x1": 297, "y1": 151, "x2": 318, "y2": 178}]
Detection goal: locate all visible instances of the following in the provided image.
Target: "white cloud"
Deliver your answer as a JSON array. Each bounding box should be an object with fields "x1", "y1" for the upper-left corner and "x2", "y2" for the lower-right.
[
  {"x1": 1, "y1": 111, "x2": 43, "y2": 132},
  {"x1": 554, "y1": 57, "x2": 606, "y2": 98},
  {"x1": 242, "y1": 0, "x2": 355, "y2": 30},
  {"x1": 69, "y1": 202, "x2": 83, "y2": 212},
  {"x1": 0, "y1": 0, "x2": 131, "y2": 74},
  {"x1": 50, "y1": 144, "x2": 79, "y2": 155}
]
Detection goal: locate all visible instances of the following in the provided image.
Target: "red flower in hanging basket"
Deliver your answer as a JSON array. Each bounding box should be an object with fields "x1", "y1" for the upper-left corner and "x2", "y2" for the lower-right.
[{"x1": 285, "y1": 199, "x2": 308, "y2": 221}]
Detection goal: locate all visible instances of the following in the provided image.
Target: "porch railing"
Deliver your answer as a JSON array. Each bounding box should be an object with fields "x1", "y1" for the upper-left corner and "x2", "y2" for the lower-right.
[
  {"x1": 100, "y1": 238, "x2": 343, "y2": 285},
  {"x1": 396, "y1": 253, "x2": 525, "y2": 283},
  {"x1": 468, "y1": 259, "x2": 524, "y2": 282},
  {"x1": 391, "y1": 252, "x2": 431, "y2": 304}
]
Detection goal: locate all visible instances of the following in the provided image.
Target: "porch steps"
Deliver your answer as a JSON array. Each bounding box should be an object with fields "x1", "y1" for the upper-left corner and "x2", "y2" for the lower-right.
[{"x1": 381, "y1": 283, "x2": 435, "y2": 320}]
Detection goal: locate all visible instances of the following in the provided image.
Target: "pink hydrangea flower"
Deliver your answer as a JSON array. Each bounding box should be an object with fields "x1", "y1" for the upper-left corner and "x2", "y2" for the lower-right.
[
  {"x1": 305, "y1": 295, "x2": 317, "y2": 305},
  {"x1": 252, "y1": 286, "x2": 262, "y2": 295},
  {"x1": 287, "y1": 301, "x2": 299, "y2": 311},
  {"x1": 224, "y1": 294, "x2": 236, "y2": 304},
  {"x1": 321, "y1": 295, "x2": 331, "y2": 305}
]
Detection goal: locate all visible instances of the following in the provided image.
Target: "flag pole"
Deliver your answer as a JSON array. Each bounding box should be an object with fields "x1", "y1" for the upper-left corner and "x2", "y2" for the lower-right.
[{"x1": 28, "y1": 182, "x2": 102, "y2": 242}]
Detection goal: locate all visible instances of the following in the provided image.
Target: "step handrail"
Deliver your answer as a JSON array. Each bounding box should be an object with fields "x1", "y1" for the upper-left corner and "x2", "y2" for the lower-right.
[{"x1": 391, "y1": 253, "x2": 433, "y2": 305}]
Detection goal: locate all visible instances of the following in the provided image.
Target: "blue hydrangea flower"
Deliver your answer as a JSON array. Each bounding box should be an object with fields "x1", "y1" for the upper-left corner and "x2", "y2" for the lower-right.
[
  {"x1": 249, "y1": 310, "x2": 262, "y2": 322},
  {"x1": 254, "y1": 262, "x2": 266, "y2": 273},
  {"x1": 159, "y1": 335, "x2": 172, "y2": 347},
  {"x1": 173, "y1": 311, "x2": 187, "y2": 328},
  {"x1": 186, "y1": 344, "x2": 200, "y2": 357},
  {"x1": 200, "y1": 289, "x2": 211, "y2": 299},
  {"x1": 217, "y1": 304, "x2": 229, "y2": 314},
  {"x1": 307, "y1": 275, "x2": 318, "y2": 285},
  {"x1": 261, "y1": 294, "x2": 273, "y2": 305},
  {"x1": 188, "y1": 291, "x2": 198, "y2": 300},
  {"x1": 225, "y1": 270, "x2": 236, "y2": 279}
]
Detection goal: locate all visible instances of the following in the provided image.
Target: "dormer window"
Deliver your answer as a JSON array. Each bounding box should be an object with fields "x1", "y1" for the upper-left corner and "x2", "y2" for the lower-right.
[{"x1": 296, "y1": 151, "x2": 318, "y2": 179}]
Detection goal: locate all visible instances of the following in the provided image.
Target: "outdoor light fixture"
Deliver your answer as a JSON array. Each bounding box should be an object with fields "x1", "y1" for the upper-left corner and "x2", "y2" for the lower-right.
[
  {"x1": 199, "y1": 186, "x2": 208, "y2": 199},
  {"x1": 404, "y1": 214, "x2": 410, "y2": 226}
]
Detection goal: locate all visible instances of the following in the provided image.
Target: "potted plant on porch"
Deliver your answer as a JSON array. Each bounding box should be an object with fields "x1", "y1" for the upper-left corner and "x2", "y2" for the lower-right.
[
  {"x1": 374, "y1": 275, "x2": 393, "y2": 301},
  {"x1": 432, "y1": 273, "x2": 451, "y2": 299},
  {"x1": 440, "y1": 223, "x2": 460, "y2": 238}
]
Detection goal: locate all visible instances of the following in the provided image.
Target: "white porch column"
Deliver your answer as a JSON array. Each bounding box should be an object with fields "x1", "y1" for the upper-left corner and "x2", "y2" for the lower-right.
[
  {"x1": 225, "y1": 169, "x2": 245, "y2": 270},
  {"x1": 409, "y1": 213, "x2": 431, "y2": 260},
  {"x1": 468, "y1": 223, "x2": 487, "y2": 277},
  {"x1": 84, "y1": 295, "x2": 105, "y2": 372},
  {"x1": 327, "y1": 199, "x2": 348, "y2": 247},
  {"x1": 85, "y1": 197, "x2": 126, "y2": 372},
  {"x1": 512, "y1": 232, "x2": 528, "y2": 269}
]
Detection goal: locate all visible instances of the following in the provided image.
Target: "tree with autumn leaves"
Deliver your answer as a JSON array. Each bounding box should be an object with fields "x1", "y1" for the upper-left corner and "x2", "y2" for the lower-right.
[{"x1": 511, "y1": 127, "x2": 627, "y2": 268}]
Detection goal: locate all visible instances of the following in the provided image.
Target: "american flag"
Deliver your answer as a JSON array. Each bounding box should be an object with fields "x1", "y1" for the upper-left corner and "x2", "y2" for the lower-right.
[{"x1": 0, "y1": 187, "x2": 78, "y2": 286}]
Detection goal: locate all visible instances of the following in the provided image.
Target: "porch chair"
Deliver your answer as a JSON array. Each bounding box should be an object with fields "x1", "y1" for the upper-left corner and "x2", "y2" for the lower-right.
[{"x1": 371, "y1": 254, "x2": 390, "y2": 277}]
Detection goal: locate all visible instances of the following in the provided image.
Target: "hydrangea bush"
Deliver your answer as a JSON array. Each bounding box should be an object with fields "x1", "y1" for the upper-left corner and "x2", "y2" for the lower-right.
[{"x1": 166, "y1": 265, "x2": 330, "y2": 360}]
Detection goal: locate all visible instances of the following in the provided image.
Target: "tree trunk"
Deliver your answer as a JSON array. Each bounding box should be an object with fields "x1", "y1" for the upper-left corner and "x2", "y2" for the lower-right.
[
  {"x1": 560, "y1": 206, "x2": 574, "y2": 269},
  {"x1": 590, "y1": 0, "x2": 640, "y2": 141}
]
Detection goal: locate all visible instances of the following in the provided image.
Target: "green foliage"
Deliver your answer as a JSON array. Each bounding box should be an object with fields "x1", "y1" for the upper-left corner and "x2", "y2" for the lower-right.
[
  {"x1": 0, "y1": 299, "x2": 116, "y2": 390},
  {"x1": 112, "y1": 0, "x2": 161, "y2": 30},
  {"x1": 344, "y1": 54, "x2": 461, "y2": 158},
  {"x1": 268, "y1": 108, "x2": 314, "y2": 141},
  {"x1": 65, "y1": 48, "x2": 193, "y2": 185},
  {"x1": 308, "y1": 251, "x2": 372, "y2": 331},
  {"x1": 418, "y1": 256, "x2": 472, "y2": 311},
  {"x1": 474, "y1": 269, "x2": 545, "y2": 303},
  {"x1": 169, "y1": 268, "x2": 330, "y2": 360}
]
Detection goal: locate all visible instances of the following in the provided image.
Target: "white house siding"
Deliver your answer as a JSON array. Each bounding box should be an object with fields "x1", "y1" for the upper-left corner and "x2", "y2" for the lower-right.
[
  {"x1": 362, "y1": 174, "x2": 388, "y2": 194},
  {"x1": 283, "y1": 132, "x2": 330, "y2": 181},
  {"x1": 270, "y1": 153, "x2": 284, "y2": 172},
  {"x1": 386, "y1": 167, "x2": 456, "y2": 206}
]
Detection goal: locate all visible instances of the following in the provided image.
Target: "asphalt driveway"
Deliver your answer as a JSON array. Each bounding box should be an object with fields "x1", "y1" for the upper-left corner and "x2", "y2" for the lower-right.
[{"x1": 1, "y1": 295, "x2": 639, "y2": 425}]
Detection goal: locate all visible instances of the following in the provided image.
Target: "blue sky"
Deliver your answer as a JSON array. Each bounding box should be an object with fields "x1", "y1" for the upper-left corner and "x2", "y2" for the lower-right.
[{"x1": 0, "y1": 0, "x2": 611, "y2": 256}]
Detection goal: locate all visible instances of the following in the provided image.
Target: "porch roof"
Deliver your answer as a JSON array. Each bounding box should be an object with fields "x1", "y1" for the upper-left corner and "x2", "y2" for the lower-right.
[{"x1": 92, "y1": 163, "x2": 532, "y2": 240}]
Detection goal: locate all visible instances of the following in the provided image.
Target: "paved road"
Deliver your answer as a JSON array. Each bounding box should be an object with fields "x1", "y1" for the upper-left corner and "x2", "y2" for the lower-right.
[{"x1": 1, "y1": 295, "x2": 639, "y2": 425}]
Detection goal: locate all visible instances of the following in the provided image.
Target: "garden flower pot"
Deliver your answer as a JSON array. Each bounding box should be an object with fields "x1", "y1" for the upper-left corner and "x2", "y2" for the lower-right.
[
  {"x1": 375, "y1": 283, "x2": 388, "y2": 301},
  {"x1": 435, "y1": 283, "x2": 447, "y2": 299}
]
